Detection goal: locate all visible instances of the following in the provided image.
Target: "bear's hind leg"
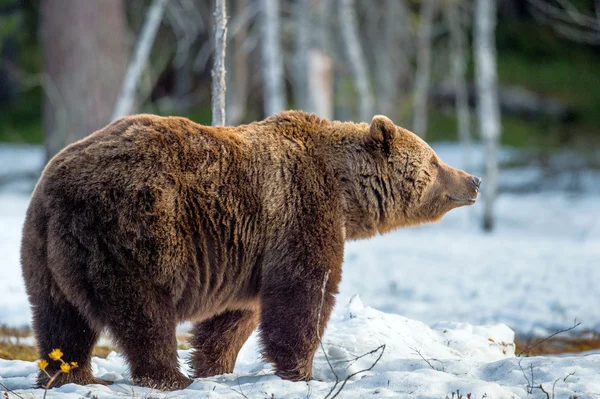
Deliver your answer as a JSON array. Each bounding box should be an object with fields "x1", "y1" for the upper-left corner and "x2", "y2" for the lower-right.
[
  {"x1": 189, "y1": 309, "x2": 259, "y2": 378},
  {"x1": 104, "y1": 292, "x2": 192, "y2": 391},
  {"x1": 32, "y1": 296, "x2": 108, "y2": 388}
]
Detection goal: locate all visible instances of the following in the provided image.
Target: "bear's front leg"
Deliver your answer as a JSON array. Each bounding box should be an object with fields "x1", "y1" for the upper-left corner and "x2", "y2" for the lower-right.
[{"x1": 259, "y1": 232, "x2": 343, "y2": 381}]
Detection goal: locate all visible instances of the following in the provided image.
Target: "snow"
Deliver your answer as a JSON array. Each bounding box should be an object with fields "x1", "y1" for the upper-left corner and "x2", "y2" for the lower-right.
[
  {"x1": 1, "y1": 143, "x2": 599, "y2": 397},
  {"x1": 1, "y1": 298, "x2": 599, "y2": 398},
  {"x1": 340, "y1": 192, "x2": 600, "y2": 334}
]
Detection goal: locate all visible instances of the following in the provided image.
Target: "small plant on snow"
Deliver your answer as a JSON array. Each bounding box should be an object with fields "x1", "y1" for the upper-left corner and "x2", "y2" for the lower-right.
[{"x1": 37, "y1": 348, "x2": 79, "y2": 398}]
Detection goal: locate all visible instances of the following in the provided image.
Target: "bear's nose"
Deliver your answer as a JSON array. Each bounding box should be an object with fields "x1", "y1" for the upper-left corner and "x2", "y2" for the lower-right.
[{"x1": 472, "y1": 176, "x2": 482, "y2": 189}]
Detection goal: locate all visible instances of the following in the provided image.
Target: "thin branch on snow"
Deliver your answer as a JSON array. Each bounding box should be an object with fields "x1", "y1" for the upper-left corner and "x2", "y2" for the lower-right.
[
  {"x1": 315, "y1": 273, "x2": 386, "y2": 399},
  {"x1": 517, "y1": 321, "x2": 581, "y2": 397},
  {"x1": 410, "y1": 346, "x2": 444, "y2": 372},
  {"x1": 538, "y1": 383, "x2": 551, "y2": 399},
  {"x1": 517, "y1": 357, "x2": 535, "y2": 394},
  {"x1": 326, "y1": 345, "x2": 385, "y2": 399},
  {"x1": 0, "y1": 381, "x2": 26, "y2": 399},
  {"x1": 316, "y1": 271, "x2": 341, "y2": 397},
  {"x1": 517, "y1": 319, "x2": 582, "y2": 356}
]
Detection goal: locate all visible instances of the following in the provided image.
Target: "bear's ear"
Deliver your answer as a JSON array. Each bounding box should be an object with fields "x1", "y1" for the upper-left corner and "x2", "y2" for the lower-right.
[{"x1": 369, "y1": 115, "x2": 397, "y2": 153}]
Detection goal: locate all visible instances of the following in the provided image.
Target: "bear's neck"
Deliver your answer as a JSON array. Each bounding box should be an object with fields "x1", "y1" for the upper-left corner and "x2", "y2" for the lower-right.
[{"x1": 326, "y1": 122, "x2": 392, "y2": 240}]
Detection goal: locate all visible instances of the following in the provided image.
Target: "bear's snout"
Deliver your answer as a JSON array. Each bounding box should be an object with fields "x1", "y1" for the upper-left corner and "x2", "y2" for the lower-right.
[{"x1": 440, "y1": 167, "x2": 481, "y2": 207}]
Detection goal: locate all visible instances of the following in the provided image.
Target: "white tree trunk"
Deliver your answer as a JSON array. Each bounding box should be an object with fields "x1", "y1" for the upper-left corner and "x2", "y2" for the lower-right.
[
  {"x1": 446, "y1": 2, "x2": 472, "y2": 171},
  {"x1": 41, "y1": 0, "x2": 129, "y2": 159},
  {"x1": 261, "y1": 0, "x2": 286, "y2": 116},
  {"x1": 475, "y1": 0, "x2": 501, "y2": 231},
  {"x1": 307, "y1": 0, "x2": 333, "y2": 119},
  {"x1": 226, "y1": 0, "x2": 249, "y2": 125},
  {"x1": 112, "y1": 0, "x2": 169, "y2": 120},
  {"x1": 373, "y1": 0, "x2": 402, "y2": 119},
  {"x1": 293, "y1": 0, "x2": 310, "y2": 111},
  {"x1": 211, "y1": 0, "x2": 227, "y2": 126},
  {"x1": 308, "y1": 50, "x2": 333, "y2": 120},
  {"x1": 392, "y1": 0, "x2": 414, "y2": 120},
  {"x1": 412, "y1": 0, "x2": 437, "y2": 137},
  {"x1": 339, "y1": 0, "x2": 374, "y2": 122}
]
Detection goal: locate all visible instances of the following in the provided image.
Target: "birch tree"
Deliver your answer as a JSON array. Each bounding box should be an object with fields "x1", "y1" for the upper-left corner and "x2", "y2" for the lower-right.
[
  {"x1": 211, "y1": 0, "x2": 227, "y2": 126},
  {"x1": 445, "y1": 1, "x2": 472, "y2": 171},
  {"x1": 304, "y1": 0, "x2": 333, "y2": 119},
  {"x1": 41, "y1": 0, "x2": 129, "y2": 159},
  {"x1": 112, "y1": 0, "x2": 169, "y2": 120},
  {"x1": 261, "y1": 0, "x2": 286, "y2": 116},
  {"x1": 374, "y1": 0, "x2": 397, "y2": 119},
  {"x1": 474, "y1": 0, "x2": 501, "y2": 231},
  {"x1": 226, "y1": 0, "x2": 250, "y2": 125},
  {"x1": 339, "y1": 0, "x2": 374, "y2": 122},
  {"x1": 412, "y1": 0, "x2": 437, "y2": 138},
  {"x1": 293, "y1": 0, "x2": 311, "y2": 111}
]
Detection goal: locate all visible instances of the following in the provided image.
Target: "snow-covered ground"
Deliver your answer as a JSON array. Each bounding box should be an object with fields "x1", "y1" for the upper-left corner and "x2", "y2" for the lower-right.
[
  {"x1": 1, "y1": 143, "x2": 599, "y2": 398},
  {"x1": 1, "y1": 299, "x2": 599, "y2": 398}
]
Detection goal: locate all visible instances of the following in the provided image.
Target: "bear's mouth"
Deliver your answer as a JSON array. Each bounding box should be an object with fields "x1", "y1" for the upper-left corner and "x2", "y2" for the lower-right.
[{"x1": 448, "y1": 195, "x2": 478, "y2": 204}]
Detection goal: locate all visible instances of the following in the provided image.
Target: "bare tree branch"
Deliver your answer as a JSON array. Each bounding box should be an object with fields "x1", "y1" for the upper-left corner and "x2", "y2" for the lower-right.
[
  {"x1": 412, "y1": 0, "x2": 437, "y2": 137},
  {"x1": 410, "y1": 346, "x2": 444, "y2": 372},
  {"x1": 112, "y1": 0, "x2": 169, "y2": 120},
  {"x1": 261, "y1": 0, "x2": 286, "y2": 116},
  {"x1": 166, "y1": 0, "x2": 204, "y2": 68},
  {"x1": 518, "y1": 319, "x2": 582, "y2": 356},
  {"x1": 527, "y1": 0, "x2": 600, "y2": 45},
  {"x1": 445, "y1": 1, "x2": 472, "y2": 171},
  {"x1": 339, "y1": 0, "x2": 374, "y2": 121},
  {"x1": 326, "y1": 344, "x2": 385, "y2": 399},
  {"x1": 226, "y1": 0, "x2": 251, "y2": 125},
  {"x1": 315, "y1": 275, "x2": 386, "y2": 399}
]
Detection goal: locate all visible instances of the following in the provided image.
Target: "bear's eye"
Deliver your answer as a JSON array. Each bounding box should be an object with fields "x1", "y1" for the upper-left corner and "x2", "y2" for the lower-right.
[{"x1": 432, "y1": 160, "x2": 439, "y2": 168}]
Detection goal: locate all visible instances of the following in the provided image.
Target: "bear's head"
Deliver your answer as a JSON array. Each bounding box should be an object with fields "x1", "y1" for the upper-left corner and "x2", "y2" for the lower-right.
[{"x1": 366, "y1": 115, "x2": 481, "y2": 234}]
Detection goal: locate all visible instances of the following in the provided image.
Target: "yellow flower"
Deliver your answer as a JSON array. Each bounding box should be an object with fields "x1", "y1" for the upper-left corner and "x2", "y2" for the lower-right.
[
  {"x1": 37, "y1": 360, "x2": 49, "y2": 370},
  {"x1": 60, "y1": 363, "x2": 71, "y2": 373},
  {"x1": 48, "y1": 349, "x2": 63, "y2": 361},
  {"x1": 70, "y1": 361, "x2": 78, "y2": 367}
]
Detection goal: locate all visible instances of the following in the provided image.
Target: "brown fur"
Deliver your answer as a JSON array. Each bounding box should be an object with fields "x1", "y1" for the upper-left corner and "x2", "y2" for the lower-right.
[{"x1": 21, "y1": 111, "x2": 480, "y2": 390}]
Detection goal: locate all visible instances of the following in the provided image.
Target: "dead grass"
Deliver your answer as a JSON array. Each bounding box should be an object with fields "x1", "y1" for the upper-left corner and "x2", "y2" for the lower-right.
[
  {"x1": 3, "y1": 325, "x2": 600, "y2": 361},
  {"x1": 0, "y1": 324, "x2": 115, "y2": 361},
  {"x1": 0, "y1": 341, "x2": 38, "y2": 361},
  {"x1": 0, "y1": 326, "x2": 191, "y2": 361},
  {"x1": 515, "y1": 329, "x2": 600, "y2": 356},
  {"x1": 0, "y1": 342, "x2": 114, "y2": 361}
]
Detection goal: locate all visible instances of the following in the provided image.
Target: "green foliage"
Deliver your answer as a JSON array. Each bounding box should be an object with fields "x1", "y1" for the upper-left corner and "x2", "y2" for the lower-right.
[
  {"x1": 0, "y1": 88, "x2": 43, "y2": 143},
  {"x1": 429, "y1": 21, "x2": 600, "y2": 149},
  {"x1": 427, "y1": 110, "x2": 558, "y2": 148},
  {"x1": 181, "y1": 107, "x2": 213, "y2": 126},
  {"x1": 0, "y1": 2, "x2": 42, "y2": 143},
  {"x1": 1, "y1": 5, "x2": 599, "y2": 150}
]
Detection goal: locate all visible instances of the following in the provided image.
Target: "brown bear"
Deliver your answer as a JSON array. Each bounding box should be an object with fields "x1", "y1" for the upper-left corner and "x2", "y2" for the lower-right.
[{"x1": 21, "y1": 111, "x2": 480, "y2": 390}]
